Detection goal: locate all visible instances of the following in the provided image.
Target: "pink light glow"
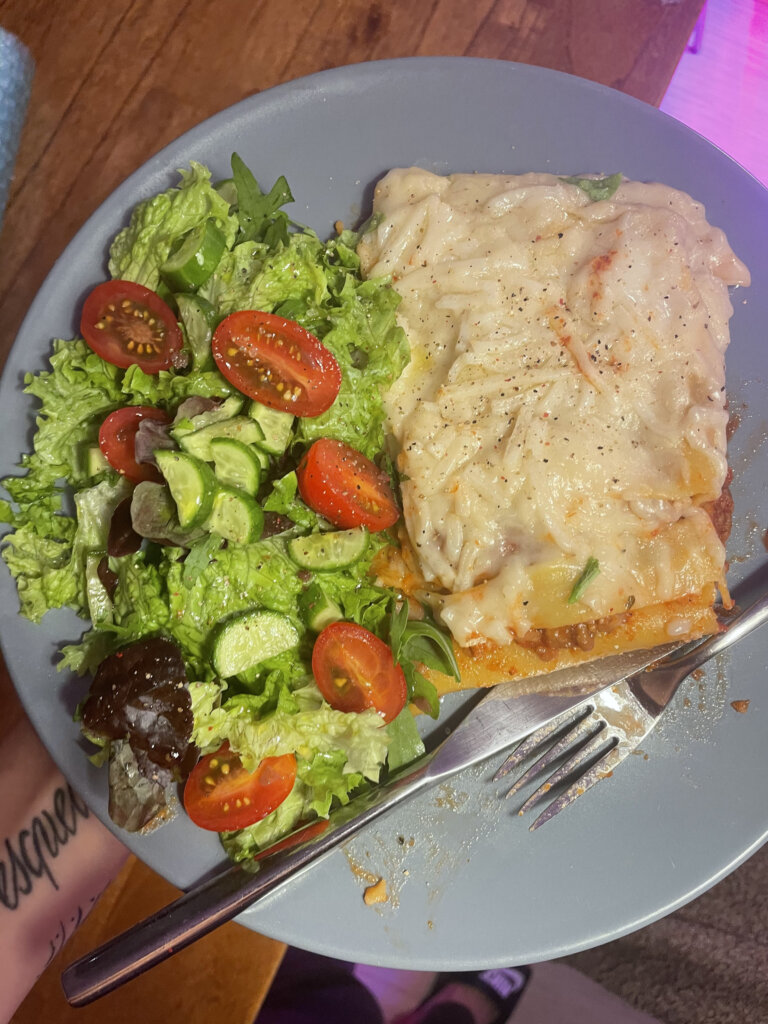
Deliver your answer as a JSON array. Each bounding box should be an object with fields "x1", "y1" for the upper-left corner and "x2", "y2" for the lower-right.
[{"x1": 661, "y1": 0, "x2": 768, "y2": 186}]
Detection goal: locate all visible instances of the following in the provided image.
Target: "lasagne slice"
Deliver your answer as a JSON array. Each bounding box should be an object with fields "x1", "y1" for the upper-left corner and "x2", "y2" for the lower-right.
[{"x1": 358, "y1": 168, "x2": 750, "y2": 693}]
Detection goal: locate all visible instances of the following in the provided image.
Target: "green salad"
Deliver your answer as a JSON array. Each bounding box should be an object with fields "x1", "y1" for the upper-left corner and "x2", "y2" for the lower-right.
[{"x1": 0, "y1": 155, "x2": 459, "y2": 863}]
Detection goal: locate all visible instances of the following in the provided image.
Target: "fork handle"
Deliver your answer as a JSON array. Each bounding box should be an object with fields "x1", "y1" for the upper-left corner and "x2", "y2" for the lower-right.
[{"x1": 640, "y1": 588, "x2": 768, "y2": 710}]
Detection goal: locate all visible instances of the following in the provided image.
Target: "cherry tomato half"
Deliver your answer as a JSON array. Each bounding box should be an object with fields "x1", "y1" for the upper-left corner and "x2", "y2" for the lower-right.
[
  {"x1": 81, "y1": 280, "x2": 184, "y2": 372},
  {"x1": 98, "y1": 406, "x2": 170, "y2": 484},
  {"x1": 184, "y1": 744, "x2": 297, "y2": 832},
  {"x1": 297, "y1": 438, "x2": 399, "y2": 532},
  {"x1": 312, "y1": 622, "x2": 407, "y2": 723},
  {"x1": 211, "y1": 311, "x2": 341, "y2": 417}
]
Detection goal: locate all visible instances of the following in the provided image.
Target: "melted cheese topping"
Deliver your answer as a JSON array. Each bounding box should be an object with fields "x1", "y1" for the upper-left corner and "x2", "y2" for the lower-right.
[{"x1": 358, "y1": 169, "x2": 750, "y2": 648}]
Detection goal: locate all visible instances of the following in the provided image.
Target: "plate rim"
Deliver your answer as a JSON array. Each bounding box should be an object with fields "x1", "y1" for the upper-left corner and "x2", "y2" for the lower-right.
[{"x1": 1, "y1": 55, "x2": 767, "y2": 970}]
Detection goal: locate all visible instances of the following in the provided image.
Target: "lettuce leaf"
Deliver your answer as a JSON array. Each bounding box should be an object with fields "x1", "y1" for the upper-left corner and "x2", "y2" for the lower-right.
[
  {"x1": 294, "y1": 244, "x2": 410, "y2": 458},
  {"x1": 191, "y1": 678, "x2": 388, "y2": 862},
  {"x1": 1, "y1": 345, "x2": 131, "y2": 621},
  {"x1": 108, "y1": 162, "x2": 238, "y2": 290},
  {"x1": 9, "y1": 338, "x2": 124, "y2": 497},
  {"x1": 0, "y1": 337, "x2": 126, "y2": 620},
  {"x1": 2, "y1": 525, "x2": 79, "y2": 622},
  {"x1": 262, "y1": 470, "x2": 319, "y2": 530},
  {"x1": 120, "y1": 364, "x2": 234, "y2": 408},
  {"x1": 190, "y1": 680, "x2": 389, "y2": 776},
  {"x1": 201, "y1": 231, "x2": 409, "y2": 459},
  {"x1": 200, "y1": 232, "x2": 326, "y2": 317},
  {"x1": 164, "y1": 537, "x2": 305, "y2": 675},
  {"x1": 386, "y1": 708, "x2": 426, "y2": 771}
]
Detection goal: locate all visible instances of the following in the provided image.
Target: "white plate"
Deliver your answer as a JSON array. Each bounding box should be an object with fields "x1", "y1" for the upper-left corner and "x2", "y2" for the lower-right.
[{"x1": 2, "y1": 58, "x2": 767, "y2": 969}]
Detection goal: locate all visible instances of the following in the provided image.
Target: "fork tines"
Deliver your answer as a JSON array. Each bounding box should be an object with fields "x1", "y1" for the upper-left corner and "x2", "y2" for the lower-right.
[{"x1": 493, "y1": 701, "x2": 624, "y2": 831}]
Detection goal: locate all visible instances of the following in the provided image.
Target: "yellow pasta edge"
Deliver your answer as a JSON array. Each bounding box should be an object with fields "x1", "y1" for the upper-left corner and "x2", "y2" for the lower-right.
[{"x1": 373, "y1": 539, "x2": 720, "y2": 698}]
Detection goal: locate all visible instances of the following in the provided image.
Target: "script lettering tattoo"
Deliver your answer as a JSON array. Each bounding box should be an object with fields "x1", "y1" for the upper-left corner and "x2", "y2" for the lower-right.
[{"x1": 0, "y1": 784, "x2": 90, "y2": 911}]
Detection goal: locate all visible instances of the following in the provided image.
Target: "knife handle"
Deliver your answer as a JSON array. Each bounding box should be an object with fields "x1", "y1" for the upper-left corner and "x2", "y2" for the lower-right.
[{"x1": 61, "y1": 752, "x2": 438, "y2": 1006}]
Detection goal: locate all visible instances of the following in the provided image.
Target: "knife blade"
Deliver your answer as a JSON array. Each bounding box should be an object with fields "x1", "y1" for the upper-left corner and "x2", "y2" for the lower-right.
[{"x1": 61, "y1": 640, "x2": 683, "y2": 1006}]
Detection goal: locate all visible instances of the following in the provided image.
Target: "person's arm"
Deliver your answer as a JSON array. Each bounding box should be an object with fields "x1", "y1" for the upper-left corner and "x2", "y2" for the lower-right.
[{"x1": 0, "y1": 713, "x2": 128, "y2": 1023}]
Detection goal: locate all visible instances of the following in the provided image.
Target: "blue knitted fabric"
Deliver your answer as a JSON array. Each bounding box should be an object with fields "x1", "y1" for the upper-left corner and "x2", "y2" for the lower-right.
[{"x1": 0, "y1": 28, "x2": 33, "y2": 227}]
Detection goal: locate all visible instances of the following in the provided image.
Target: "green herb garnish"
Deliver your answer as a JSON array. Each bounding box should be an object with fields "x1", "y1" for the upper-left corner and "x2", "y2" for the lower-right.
[
  {"x1": 231, "y1": 152, "x2": 294, "y2": 245},
  {"x1": 568, "y1": 557, "x2": 600, "y2": 604},
  {"x1": 389, "y1": 601, "x2": 460, "y2": 719},
  {"x1": 560, "y1": 173, "x2": 622, "y2": 202}
]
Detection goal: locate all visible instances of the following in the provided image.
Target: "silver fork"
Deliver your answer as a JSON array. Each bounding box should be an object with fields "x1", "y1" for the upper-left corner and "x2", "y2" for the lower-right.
[{"x1": 494, "y1": 586, "x2": 768, "y2": 830}]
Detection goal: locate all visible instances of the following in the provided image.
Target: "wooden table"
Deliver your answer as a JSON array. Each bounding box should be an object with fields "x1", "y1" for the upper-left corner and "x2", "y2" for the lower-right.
[{"x1": 0, "y1": 0, "x2": 704, "y2": 1018}]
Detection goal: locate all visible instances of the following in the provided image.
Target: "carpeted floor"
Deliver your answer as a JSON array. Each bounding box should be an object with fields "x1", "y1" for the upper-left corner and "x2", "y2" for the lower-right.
[{"x1": 562, "y1": 842, "x2": 768, "y2": 1024}]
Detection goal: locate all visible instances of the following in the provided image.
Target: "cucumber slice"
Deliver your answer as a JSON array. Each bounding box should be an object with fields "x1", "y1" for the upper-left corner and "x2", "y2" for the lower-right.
[
  {"x1": 85, "y1": 444, "x2": 110, "y2": 476},
  {"x1": 248, "y1": 400, "x2": 294, "y2": 455},
  {"x1": 213, "y1": 610, "x2": 299, "y2": 678},
  {"x1": 154, "y1": 450, "x2": 216, "y2": 529},
  {"x1": 176, "y1": 293, "x2": 219, "y2": 370},
  {"x1": 172, "y1": 396, "x2": 245, "y2": 442},
  {"x1": 208, "y1": 486, "x2": 264, "y2": 544},
  {"x1": 209, "y1": 437, "x2": 262, "y2": 495},
  {"x1": 298, "y1": 581, "x2": 343, "y2": 632},
  {"x1": 287, "y1": 528, "x2": 369, "y2": 570},
  {"x1": 160, "y1": 218, "x2": 227, "y2": 292},
  {"x1": 252, "y1": 445, "x2": 270, "y2": 472},
  {"x1": 178, "y1": 416, "x2": 265, "y2": 462}
]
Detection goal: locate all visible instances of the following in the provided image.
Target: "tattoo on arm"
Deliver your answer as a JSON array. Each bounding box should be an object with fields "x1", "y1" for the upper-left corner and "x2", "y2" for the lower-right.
[
  {"x1": 0, "y1": 784, "x2": 90, "y2": 912},
  {"x1": 43, "y1": 897, "x2": 96, "y2": 967}
]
